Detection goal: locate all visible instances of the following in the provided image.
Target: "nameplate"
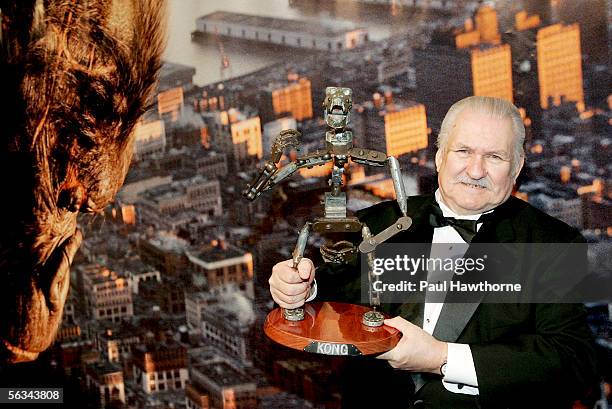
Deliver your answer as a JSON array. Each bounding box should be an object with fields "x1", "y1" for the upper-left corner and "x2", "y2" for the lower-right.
[{"x1": 304, "y1": 341, "x2": 362, "y2": 356}]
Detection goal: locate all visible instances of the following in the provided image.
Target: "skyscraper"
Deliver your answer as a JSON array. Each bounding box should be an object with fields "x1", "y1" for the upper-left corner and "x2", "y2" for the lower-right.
[
  {"x1": 455, "y1": 4, "x2": 501, "y2": 49},
  {"x1": 230, "y1": 115, "x2": 263, "y2": 164},
  {"x1": 270, "y1": 77, "x2": 313, "y2": 121},
  {"x1": 384, "y1": 103, "x2": 428, "y2": 157},
  {"x1": 471, "y1": 44, "x2": 514, "y2": 103},
  {"x1": 475, "y1": 4, "x2": 501, "y2": 44},
  {"x1": 536, "y1": 23, "x2": 584, "y2": 110}
]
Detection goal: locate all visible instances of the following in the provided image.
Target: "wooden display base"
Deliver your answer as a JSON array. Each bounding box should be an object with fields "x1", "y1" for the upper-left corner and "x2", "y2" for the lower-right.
[{"x1": 264, "y1": 302, "x2": 401, "y2": 356}]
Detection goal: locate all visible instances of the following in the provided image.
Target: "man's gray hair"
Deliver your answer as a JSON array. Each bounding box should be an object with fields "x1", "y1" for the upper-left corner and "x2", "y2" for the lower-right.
[{"x1": 437, "y1": 96, "x2": 526, "y2": 173}]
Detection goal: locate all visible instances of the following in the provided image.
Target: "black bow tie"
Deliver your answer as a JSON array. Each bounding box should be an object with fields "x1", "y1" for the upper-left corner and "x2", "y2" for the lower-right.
[{"x1": 429, "y1": 202, "x2": 493, "y2": 243}]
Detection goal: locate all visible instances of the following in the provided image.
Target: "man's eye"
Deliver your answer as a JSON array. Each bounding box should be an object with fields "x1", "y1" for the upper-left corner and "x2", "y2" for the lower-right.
[{"x1": 488, "y1": 154, "x2": 503, "y2": 160}]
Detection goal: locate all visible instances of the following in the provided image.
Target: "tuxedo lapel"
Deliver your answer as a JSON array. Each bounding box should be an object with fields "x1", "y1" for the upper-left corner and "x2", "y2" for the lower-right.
[{"x1": 432, "y1": 303, "x2": 480, "y2": 342}]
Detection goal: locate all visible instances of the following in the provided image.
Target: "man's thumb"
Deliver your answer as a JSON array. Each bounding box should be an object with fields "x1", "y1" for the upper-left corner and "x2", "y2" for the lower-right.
[{"x1": 297, "y1": 258, "x2": 313, "y2": 281}]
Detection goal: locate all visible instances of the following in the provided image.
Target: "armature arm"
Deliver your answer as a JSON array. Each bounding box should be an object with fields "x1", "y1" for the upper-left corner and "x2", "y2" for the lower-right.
[
  {"x1": 358, "y1": 156, "x2": 412, "y2": 253},
  {"x1": 243, "y1": 129, "x2": 334, "y2": 200}
]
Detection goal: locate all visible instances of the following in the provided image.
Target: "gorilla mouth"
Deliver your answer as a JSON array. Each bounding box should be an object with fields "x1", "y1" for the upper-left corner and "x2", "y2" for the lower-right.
[
  {"x1": 44, "y1": 229, "x2": 83, "y2": 313},
  {"x1": 0, "y1": 229, "x2": 82, "y2": 363}
]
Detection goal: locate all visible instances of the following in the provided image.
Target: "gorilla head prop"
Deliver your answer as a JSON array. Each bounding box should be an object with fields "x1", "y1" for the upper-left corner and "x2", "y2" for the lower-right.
[{"x1": 0, "y1": 0, "x2": 166, "y2": 363}]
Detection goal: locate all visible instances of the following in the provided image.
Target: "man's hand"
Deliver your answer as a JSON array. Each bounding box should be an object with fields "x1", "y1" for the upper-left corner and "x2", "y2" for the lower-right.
[
  {"x1": 377, "y1": 316, "x2": 448, "y2": 374},
  {"x1": 269, "y1": 259, "x2": 315, "y2": 308}
]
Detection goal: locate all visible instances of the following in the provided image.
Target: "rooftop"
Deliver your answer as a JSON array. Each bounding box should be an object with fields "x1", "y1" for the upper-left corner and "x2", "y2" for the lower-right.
[
  {"x1": 87, "y1": 361, "x2": 122, "y2": 376},
  {"x1": 160, "y1": 61, "x2": 196, "y2": 78},
  {"x1": 198, "y1": 11, "x2": 361, "y2": 37},
  {"x1": 113, "y1": 257, "x2": 156, "y2": 276},
  {"x1": 192, "y1": 361, "x2": 253, "y2": 387},
  {"x1": 147, "y1": 231, "x2": 189, "y2": 252},
  {"x1": 99, "y1": 321, "x2": 141, "y2": 341},
  {"x1": 139, "y1": 174, "x2": 213, "y2": 204},
  {"x1": 189, "y1": 242, "x2": 246, "y2": 262}
]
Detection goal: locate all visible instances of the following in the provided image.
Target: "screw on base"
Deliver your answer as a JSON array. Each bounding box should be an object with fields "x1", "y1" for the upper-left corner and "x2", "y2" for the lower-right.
[
  {"x1": 362, "y1": 310, "x2": 384, "y2": 327},
  {"x1": 283, "y1": 307, "x2": 305, "y2": 321}
]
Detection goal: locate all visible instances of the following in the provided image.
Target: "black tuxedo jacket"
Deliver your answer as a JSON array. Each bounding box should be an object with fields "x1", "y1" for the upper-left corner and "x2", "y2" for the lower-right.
[{"x1": 316, "y1": 194, "x2": 598, "y2": 409}]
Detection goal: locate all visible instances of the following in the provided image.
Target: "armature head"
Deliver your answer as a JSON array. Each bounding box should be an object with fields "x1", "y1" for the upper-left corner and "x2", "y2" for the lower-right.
[
  {"x1": 323, "y1": 87, "x2": 352, "y2": 129},
  {"x1": 0, "y1": 0, "x2": 166, "y2": 363}
]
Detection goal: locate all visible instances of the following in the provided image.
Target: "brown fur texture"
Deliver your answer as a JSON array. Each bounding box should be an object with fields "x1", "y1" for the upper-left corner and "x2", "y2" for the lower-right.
[{"x1": 0, "y1": 0, "x2": 166, "y2": 363}]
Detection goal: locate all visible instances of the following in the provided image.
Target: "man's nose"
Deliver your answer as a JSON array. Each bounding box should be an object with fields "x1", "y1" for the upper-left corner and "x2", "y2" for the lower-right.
[{"x1": 466, "y1": 155, "x2": 486, "y2": 179}]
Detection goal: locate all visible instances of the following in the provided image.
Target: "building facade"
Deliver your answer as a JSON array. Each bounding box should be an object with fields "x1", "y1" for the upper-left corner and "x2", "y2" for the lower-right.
[
  {"x1": 137, "y1": 175, "x2": 223, "y2": 227},
  {"x1": 269, "y1": 78, "x2": 313, "y2": 121},
  {"x1": 97, "y1": 326, "x2": 141, "y2": 364},
  {"x1": 81, "y1": 265, "x2": 134, "y2": 323},
  {"x1": 195, "y1": 150, "x2": 229, "y2": 179},
  {"x1": 85, "y1": 362, "x2": 125, "y2": 408},
  {"x1": 133, "y1": 340, "x2": 189, "y2": 394},
  {"x1": 230, "y1": 115, "x2": 263, "y2": 165},
  {"x1": 536, "y1": 23, "x2": 584, "y2": 110},
  {"x1": 196, "y1": 11, "x2": 368, "y2": 52},
  {"x1": 187, "y1": 361, "x2": 256, "y2": 409},
  {"x1": 134, "y1": 120, "x2": 167, "y2": 161},
  {"x1": 383, "y1": 103, "x2": 429, "y2": 157},
  {"x1": 471, "y1": 44, "x2": 513, "y2": 102},
  {"x1": 158, "y1": 86, "x2": 184, "y2": 121},
  {"x1": 185, "y1": 243, "x2": 253, "y2": 289}
]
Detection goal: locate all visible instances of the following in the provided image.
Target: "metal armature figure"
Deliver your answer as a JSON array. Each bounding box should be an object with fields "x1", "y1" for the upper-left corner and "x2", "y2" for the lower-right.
[{"x1": 244, "y1": 87, "x2": 412, "y2": 326}]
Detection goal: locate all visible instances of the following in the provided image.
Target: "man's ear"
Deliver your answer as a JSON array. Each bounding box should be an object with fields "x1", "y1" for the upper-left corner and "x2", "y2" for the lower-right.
[
  {"x1": 435, "y1": 149, "x2": 443, "y2": 172},
  {"x1": 513, "y1": 155, "x2": 525, "y2": 182}
]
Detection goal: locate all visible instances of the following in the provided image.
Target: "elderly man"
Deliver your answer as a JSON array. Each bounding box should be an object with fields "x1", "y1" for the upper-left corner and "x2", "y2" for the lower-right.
[{"x1": 270, "y1": 96, "x2": 597, "y2": 408}]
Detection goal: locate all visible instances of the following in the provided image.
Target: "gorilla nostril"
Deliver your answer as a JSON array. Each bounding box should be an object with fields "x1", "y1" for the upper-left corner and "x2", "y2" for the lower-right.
[{"x1": 57, "y1": 184, "x2": 87, "y2": 213}]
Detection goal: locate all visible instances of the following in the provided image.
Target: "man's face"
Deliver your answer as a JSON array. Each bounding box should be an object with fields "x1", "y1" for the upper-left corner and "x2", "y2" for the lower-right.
[{"x1": 435, "y1": 109, "x2": 523, "y2": 215}]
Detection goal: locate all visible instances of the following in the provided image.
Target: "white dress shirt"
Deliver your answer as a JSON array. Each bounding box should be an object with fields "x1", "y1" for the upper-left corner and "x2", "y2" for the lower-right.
[{"x1": 427, "y1": 189, "x2": 485, "y2": 395}]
